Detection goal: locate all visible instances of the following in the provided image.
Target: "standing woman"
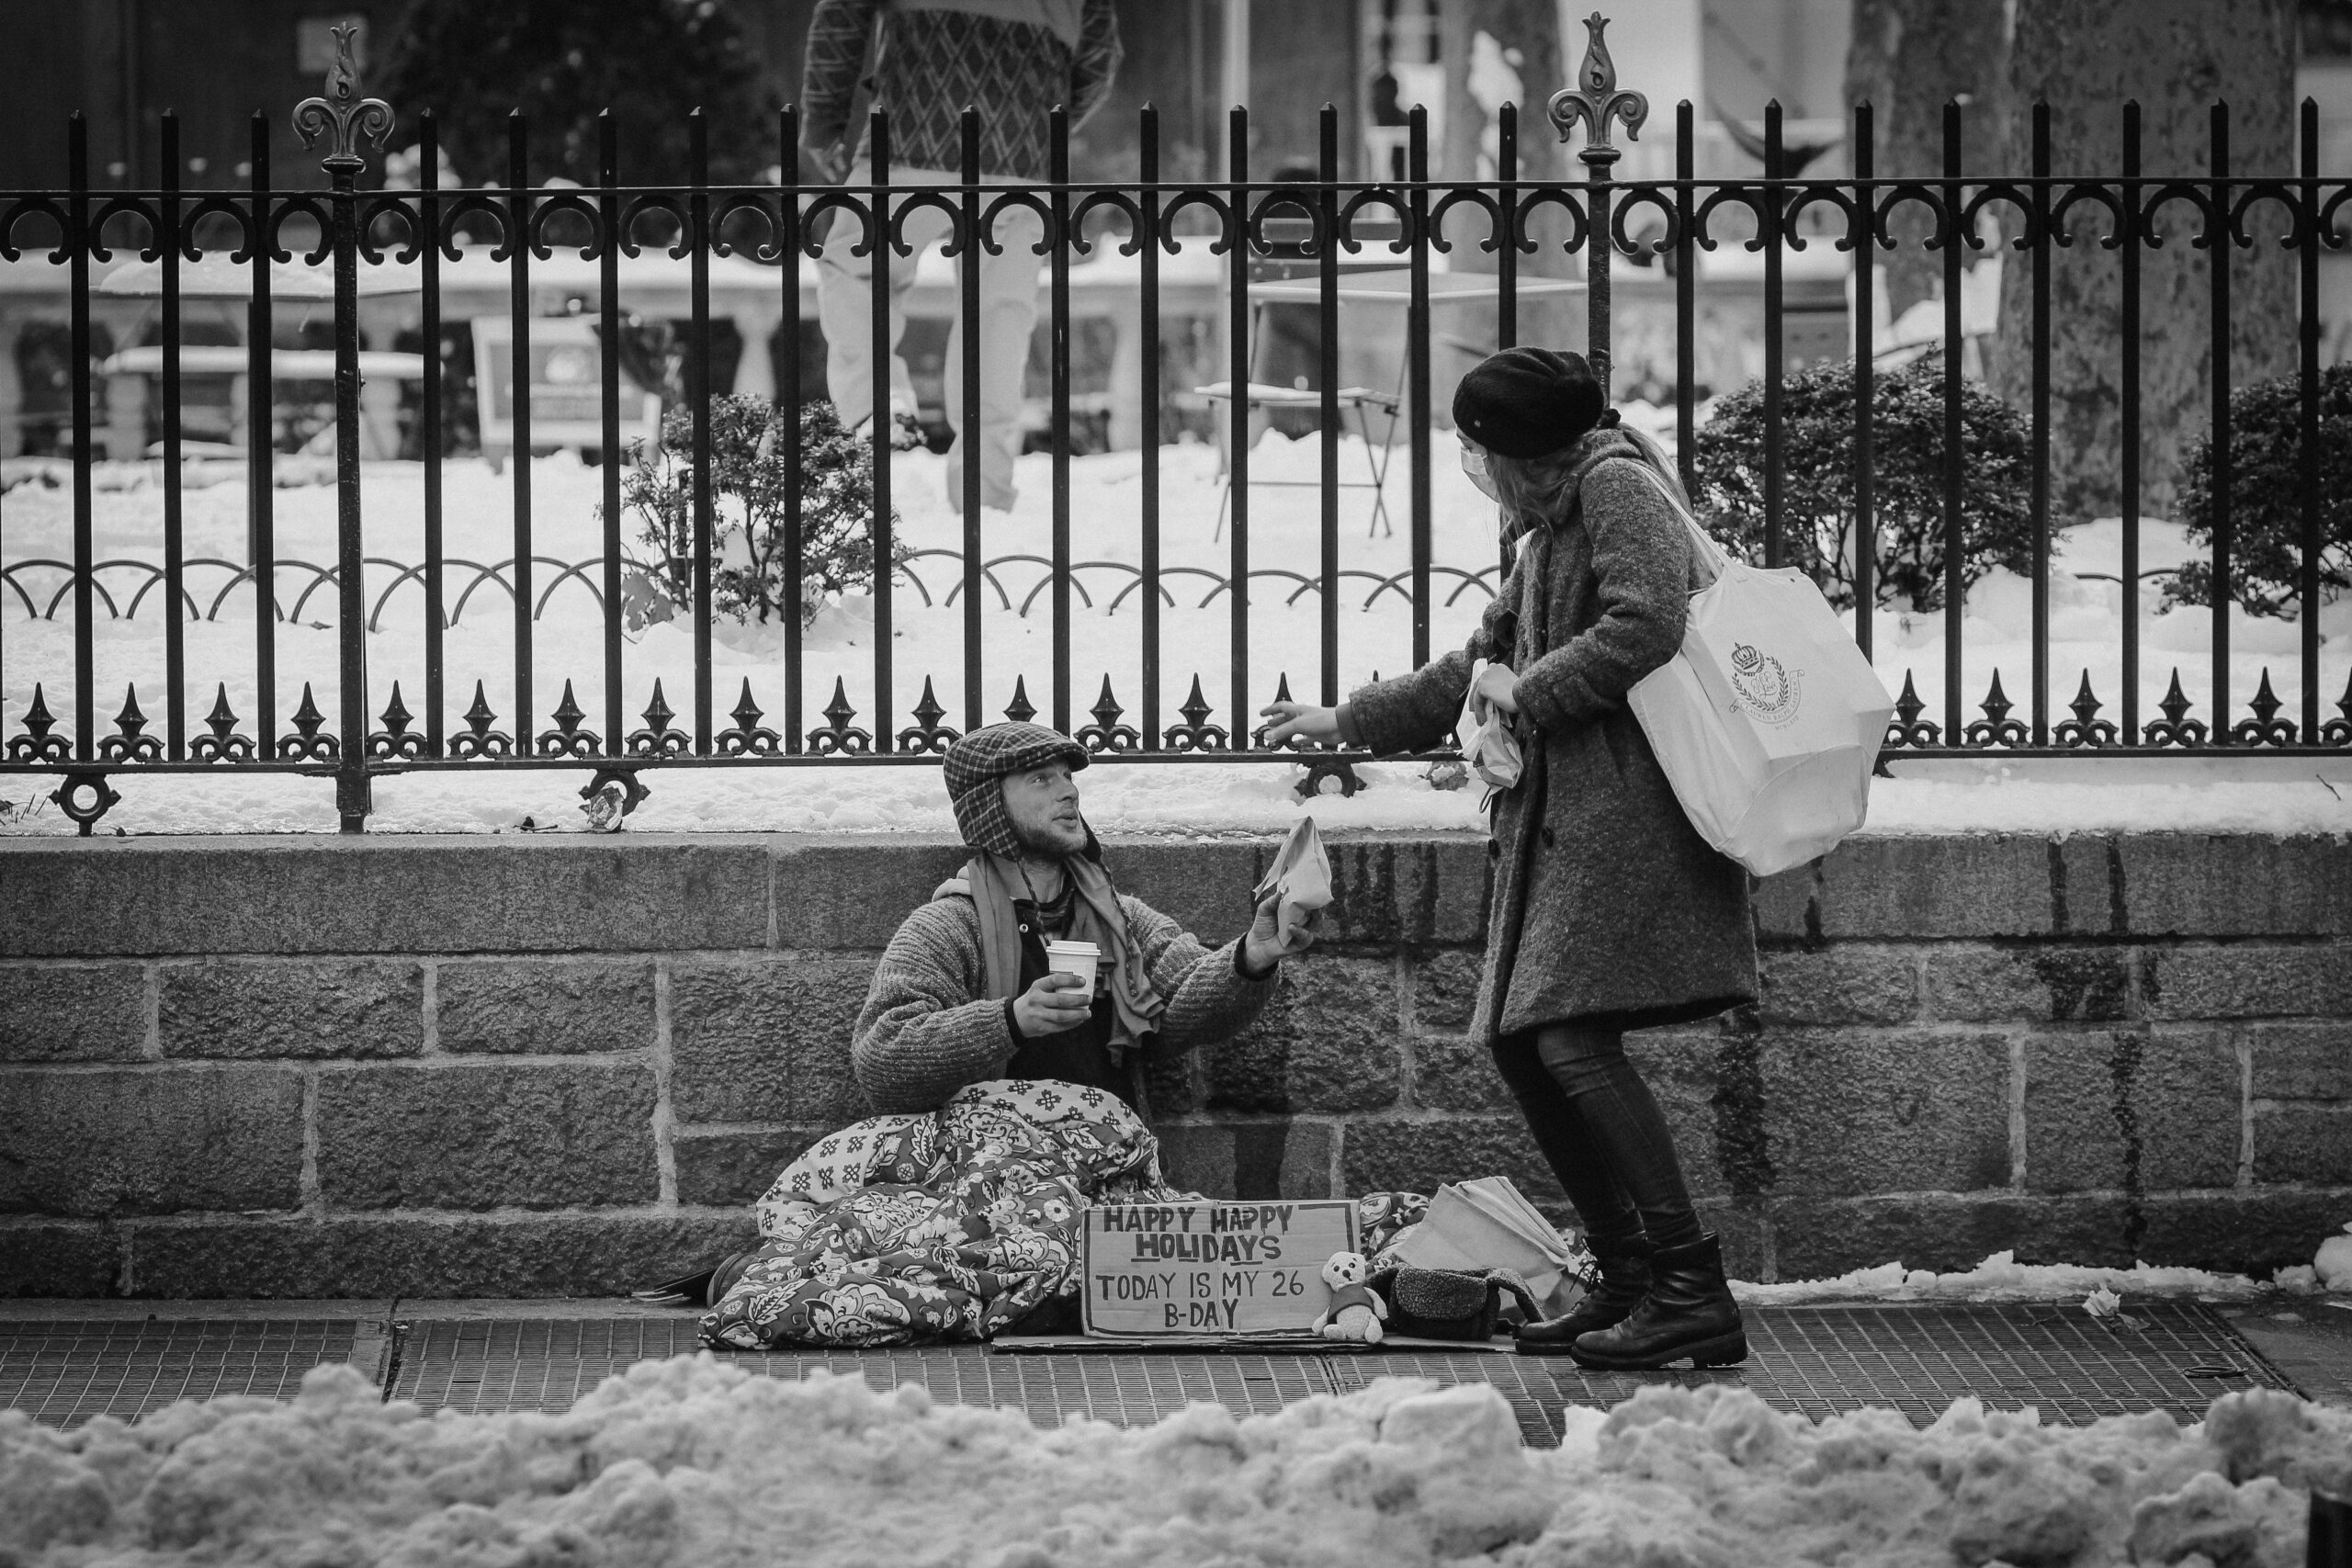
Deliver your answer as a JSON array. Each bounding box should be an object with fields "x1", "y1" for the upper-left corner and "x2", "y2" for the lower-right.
[{"x1": 1261, "y1": 347, "x2": 1758, "y2": 1370}]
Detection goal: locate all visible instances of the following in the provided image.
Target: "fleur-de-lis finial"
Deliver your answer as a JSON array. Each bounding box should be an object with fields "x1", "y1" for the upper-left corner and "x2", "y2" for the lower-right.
[
  {"x1": 1548, "y1": 12, "x2": 1649, "y2": 155},
  {"x1": 293, "y1": 22, "x2": 392, "y2": 172}
]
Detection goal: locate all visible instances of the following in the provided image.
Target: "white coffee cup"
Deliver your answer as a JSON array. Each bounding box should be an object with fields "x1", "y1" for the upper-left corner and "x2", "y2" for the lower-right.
[{"x1": 1043, "y1": 939, "x2": 1101, "y2": 992}]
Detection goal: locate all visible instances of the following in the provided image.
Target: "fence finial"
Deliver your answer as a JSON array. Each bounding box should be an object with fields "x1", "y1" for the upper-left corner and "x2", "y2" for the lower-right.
[
  {"x1": 293, "y1": 22, "x2": 392, "y2": 171},
  {"x1": 1548, "y1": 12, "x2": 1649, "y2": 157}
]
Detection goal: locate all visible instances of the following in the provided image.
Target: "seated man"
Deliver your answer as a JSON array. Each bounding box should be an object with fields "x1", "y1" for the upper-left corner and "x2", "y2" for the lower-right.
[{"x1": 853, "y1": 721, "x2": 1317, "y2": 1113}]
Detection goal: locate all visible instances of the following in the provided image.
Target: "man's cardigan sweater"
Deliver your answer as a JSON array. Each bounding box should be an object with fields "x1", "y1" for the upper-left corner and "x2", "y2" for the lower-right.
[{"x1": 851, "y1": 891, "x2": 1275, "y2": 1114}]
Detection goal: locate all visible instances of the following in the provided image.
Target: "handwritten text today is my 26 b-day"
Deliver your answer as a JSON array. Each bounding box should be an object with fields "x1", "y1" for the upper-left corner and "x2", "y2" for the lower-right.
[{"x1": 1089, "y1": 1203, "x2": 1330, "y2": 1332}]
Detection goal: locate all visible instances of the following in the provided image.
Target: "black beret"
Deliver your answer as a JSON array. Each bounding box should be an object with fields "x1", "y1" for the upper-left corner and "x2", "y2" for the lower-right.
[{"x1": 1452, "y1": 347, "x2": 1607, "y2": 459}]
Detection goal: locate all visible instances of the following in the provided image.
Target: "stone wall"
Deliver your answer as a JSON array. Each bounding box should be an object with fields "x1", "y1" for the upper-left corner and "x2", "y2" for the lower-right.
[{"x1": 2, "y1": 830, "x2": 2346, "y2": 1296}]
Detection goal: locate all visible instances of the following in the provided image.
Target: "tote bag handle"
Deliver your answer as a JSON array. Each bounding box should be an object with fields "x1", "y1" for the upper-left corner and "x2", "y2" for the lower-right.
[
  {"x1": 1618, "y1": 458, "x2": 1733, "y2": 589},
  {"x1": 1615, "y1": 457, "x2": 1761, "y2": 761}
]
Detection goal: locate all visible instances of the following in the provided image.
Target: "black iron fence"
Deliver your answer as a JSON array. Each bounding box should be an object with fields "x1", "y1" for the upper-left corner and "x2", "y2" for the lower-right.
[{"x1": 4, "y1": 22, "x2": 2348, "y2": 835}]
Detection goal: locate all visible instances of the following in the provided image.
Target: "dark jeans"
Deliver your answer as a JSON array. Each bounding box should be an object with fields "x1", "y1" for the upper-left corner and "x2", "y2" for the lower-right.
[{"x1": 1491, "y1": 1024, "x2": 1704, "y2": 1254}]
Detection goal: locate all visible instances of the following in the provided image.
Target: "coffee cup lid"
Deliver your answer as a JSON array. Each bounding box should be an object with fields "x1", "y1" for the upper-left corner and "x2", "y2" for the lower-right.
[{"x1": 1044, "y1": 939, "x2": 1100, "y2": 954}]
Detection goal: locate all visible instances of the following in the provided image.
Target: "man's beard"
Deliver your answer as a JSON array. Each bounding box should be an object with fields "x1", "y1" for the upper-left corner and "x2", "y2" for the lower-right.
[{"x1": 1012, "y1": 816, "x2": 1090, "y2": 858}]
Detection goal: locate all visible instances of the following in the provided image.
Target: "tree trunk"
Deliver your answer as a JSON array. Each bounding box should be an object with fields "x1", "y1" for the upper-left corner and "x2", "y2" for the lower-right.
[
  {"x1": 1987, "y1": 0, "x2": 2298, "y2": 521},
  {"x1": 1844, "y1": 0, "x2": 2011, "y2": 319},
  {"x1": 1438, "y1": 0, "x2": 1570, "y2": 279}
]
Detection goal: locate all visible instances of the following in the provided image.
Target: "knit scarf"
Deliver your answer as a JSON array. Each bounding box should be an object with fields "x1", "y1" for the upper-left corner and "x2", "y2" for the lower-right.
[{"x1": 961, "y1": 850, "x2": 1167, "y2": 1063}]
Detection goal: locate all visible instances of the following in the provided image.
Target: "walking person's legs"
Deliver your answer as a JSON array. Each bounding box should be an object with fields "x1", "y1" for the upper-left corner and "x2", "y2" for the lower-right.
[
  {"x1": 1515, "y1": 1022, "x2": 1745, "y2": 1369},
  {"x1": 943, "y1": 198, "x2": 1044, "y2": 513},
  {"x1": 1489, "y1": 1028, "x2": 1647, "y2": 1246},
  {"x1": 1488, "y1": 1029, "x2": 1657, "y2": 1348},
  {"x1": 1532, "y1": 1024, "x2": 1705, "y2": 1249},
  {"x1": 816, "y1": 165, "x2": 949, "y2": 435}
]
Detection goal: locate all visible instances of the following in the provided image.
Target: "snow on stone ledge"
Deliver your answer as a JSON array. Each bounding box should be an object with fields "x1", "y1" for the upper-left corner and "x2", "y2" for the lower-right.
[
  {"x1": 4, "y1": 756, "x2": 2349, "y2": 838},
  {"x1": 2, "y1": 1356, "x2": 2346, "y2": 1567}
]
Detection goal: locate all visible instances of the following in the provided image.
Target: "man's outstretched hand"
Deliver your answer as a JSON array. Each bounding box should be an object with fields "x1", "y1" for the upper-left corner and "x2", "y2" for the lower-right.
[
  {"x1": 1242, "y1": 888, "x2": 1320, "y2": 977},
  {"x1": 1012, "y1": 971, "x2": 1093, "y2": 1038}
]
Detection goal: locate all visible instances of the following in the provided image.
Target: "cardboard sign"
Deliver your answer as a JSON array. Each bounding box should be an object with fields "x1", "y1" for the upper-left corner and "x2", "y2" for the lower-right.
[{"x1": 1080, "y1": 1200, "x2": 1359, "y2": 1338}]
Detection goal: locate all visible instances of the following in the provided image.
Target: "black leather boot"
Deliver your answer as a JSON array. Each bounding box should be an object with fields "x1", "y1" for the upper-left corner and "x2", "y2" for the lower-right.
[
  {"x1": 1514, "y1": 1242, "x2": 1651, "y2": 1355},
  {"x1": 1567, "y1": 1234, "x2": 1747, "y2": 1370}
]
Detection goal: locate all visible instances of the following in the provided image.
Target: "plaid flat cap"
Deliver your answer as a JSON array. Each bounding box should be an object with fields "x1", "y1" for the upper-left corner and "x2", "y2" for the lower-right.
[{"x1": 941, "y1": 722, "x2": 1090, "y2": 856}]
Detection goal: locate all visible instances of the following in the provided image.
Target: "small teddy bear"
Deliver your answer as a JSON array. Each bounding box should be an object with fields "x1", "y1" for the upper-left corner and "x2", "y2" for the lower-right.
[{"x1": 1312, "y1": 1250, "x2": 1389, "y2": 1344}]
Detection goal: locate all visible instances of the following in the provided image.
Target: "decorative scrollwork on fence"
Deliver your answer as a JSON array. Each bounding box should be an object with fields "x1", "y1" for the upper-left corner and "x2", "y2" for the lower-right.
[
  {"x1": 276, "y1": 682, "x2": 338, "y2": 761},
  {"x1": 7, "y1": 63, "x2": 2352, "y2": 799},
  {"x1": 291, "y1": 24, "x2": 391, "y2": 173}
]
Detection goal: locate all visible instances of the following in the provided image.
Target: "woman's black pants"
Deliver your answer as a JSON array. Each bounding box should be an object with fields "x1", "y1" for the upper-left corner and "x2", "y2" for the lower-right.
[{"x1": 1491, "y1": 1023, "x2": 1704, "y2": 1255}]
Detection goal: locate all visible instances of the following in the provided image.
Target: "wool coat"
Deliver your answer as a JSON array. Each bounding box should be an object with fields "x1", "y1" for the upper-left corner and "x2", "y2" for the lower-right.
[{"x1": 1342, "y1": 431, "x2": 1758, "y2": 1043}]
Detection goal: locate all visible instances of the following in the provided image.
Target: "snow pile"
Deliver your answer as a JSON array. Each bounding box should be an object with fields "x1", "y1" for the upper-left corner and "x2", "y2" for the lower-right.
[
  {"x1": 2318, "y1": 1223, "x2": 2352, "y2": 1292},
  {"x1": 1732, "y1": 1250, "x2": 2316, "y2": 1308},
  {"x1": 4, "y1": 1357, "x2": 2348, "y2": 1568}
]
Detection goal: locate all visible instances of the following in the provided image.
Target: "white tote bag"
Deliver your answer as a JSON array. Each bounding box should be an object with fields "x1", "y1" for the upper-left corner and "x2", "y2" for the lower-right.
[{"x1": 1623, "y1": 466, "x2": 1896, "y2": 878}]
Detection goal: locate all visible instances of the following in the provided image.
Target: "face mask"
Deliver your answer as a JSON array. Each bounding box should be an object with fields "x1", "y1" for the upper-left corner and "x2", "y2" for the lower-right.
[{"x1": 1460, "y1": 443, "x2": 1498, "y2": 502}]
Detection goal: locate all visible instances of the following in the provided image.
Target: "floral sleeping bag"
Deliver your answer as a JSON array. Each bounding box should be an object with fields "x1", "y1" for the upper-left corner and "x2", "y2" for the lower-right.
[{"x1": 699, "y1": 1078, "x2": 1428, "y2": 1350}]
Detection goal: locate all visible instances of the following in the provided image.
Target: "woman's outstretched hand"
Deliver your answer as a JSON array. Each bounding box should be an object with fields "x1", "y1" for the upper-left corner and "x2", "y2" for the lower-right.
[{"x1": 1258, "y1": 701, "x2": 1340, "y2": 748}]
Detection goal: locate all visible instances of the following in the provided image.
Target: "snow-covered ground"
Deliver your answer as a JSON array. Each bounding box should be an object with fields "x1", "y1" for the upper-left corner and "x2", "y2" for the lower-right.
[
  {"x1": 3, "y1": 434, "x2": 2348, "y2": 836},
  {"x1": 4, "y1": 1356, "x2": 2346, "y2": 1568},
  {"x1": 1731, "y1": 1250, "x2": 2341, "y2": 1308}
]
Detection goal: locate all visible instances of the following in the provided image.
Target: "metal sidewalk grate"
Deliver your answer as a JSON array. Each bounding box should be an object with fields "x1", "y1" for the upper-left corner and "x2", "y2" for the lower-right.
[
  {"x1": 387, "y1": 1316, "x2": 1333, "y2": 1425},
  {"x1": 0, "y1": 1319, "x2": 363, "y2": 1429},
  {"x1": 2, "y1": 1303, "x2": 2291, "y2": 1439},
  {"x1": 1329, "y1": 1302, "x2": 2296, "y2": 1444}
]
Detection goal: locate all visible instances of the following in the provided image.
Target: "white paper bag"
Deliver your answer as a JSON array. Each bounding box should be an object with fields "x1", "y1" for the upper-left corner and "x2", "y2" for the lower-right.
[
  {"x1": 1454, "y1": 658, "x2": 1522, "y2": 790},
  {"x1": 1252, "y1": 817, "x2": 1333, "y2": 945},
  {"x1": 1622, "y1": 466, "x2": 1896, "y2": 878}
]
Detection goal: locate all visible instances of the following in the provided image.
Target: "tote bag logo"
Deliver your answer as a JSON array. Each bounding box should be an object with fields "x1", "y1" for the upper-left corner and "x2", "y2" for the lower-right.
[{"x1": 1726, "y1": 642, "x2": 1803, "y2": 726}]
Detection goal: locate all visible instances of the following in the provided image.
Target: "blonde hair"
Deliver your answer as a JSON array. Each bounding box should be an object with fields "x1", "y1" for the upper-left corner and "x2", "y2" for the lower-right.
[
  {"x1": 1487, "y1": 446, "x2": 1585, "y2": 536},
  {"x1": 1486, "y1": 416, "x2": 1694, "y2": 536}
]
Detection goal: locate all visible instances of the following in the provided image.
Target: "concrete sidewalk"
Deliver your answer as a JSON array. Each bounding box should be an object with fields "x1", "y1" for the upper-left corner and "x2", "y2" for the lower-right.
[{"x1": 3, "y1": 1294, "x2": 2342, "y2": 1443}]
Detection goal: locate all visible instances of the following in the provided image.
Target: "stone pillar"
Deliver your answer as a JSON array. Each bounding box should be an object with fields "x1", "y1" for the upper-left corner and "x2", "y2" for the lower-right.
[
  {"x1": 1106, "y1": 293, "x2": 1143, "y2": 450},
  {"x1": 0, "y1": 311, "x2": 23, "y2": 458},
  {"x1": 227, "y1": 370, "x2": 250, "y2": 455},
  {"x1": 360, "y1": 310, "x2": 403, "y2": 459},
  {"x1": 729, "y1": 306, "x2": 780, "y2": 400},
  {"x1": 105, "y1": 363, "x2": 147, "y2": 461}
]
